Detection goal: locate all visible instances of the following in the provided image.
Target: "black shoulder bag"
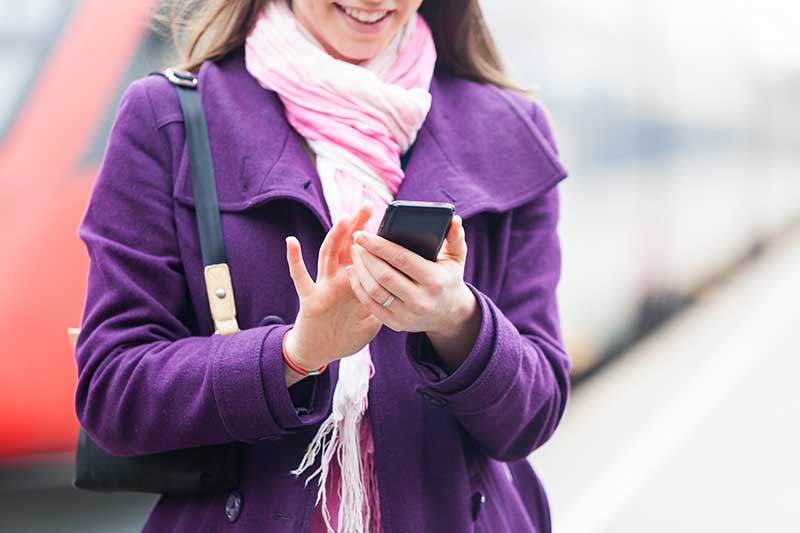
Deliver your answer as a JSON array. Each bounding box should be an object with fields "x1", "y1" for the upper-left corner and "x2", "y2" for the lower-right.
[{"x1": 70, "y1": 67, "x2": 241, "y2": 495}]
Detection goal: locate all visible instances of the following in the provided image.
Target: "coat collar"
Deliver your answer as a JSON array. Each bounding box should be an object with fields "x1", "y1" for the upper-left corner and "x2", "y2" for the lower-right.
[{"x1": 172, "y1": 46, "x2": 567, "y2": 230}]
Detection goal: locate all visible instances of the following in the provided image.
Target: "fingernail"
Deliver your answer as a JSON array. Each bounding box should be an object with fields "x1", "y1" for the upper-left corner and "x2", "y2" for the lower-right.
[{"x1": 353, "y1": 231, "x2": 365, "y2": 244}]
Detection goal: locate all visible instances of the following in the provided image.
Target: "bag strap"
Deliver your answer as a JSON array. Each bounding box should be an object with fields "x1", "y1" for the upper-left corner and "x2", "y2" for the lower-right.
[{"x1": 149, "y1": 67, "x2": 240, "y2": 336}]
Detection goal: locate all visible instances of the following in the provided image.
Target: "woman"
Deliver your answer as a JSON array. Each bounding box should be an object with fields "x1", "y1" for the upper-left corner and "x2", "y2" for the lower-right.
[{"x1": 74, "y1": 0, "x2": 570, "y2": 531}]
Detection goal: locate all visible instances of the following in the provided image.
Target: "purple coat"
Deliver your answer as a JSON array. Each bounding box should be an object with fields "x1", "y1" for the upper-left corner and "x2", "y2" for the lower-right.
[{"x1": 75, "y1": 44, "x2": 570, "y2": 532}]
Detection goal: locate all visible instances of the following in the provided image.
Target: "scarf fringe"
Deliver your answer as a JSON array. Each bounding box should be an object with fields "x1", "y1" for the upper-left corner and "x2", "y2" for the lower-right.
[{"x1": 292, "y1": 404, "x2": 369, "y2": 533}]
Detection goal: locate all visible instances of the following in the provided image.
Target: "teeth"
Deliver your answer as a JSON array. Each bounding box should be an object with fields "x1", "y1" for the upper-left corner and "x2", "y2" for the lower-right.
[{"x1": 342, "y1": 6, "x2": 389, "y2": 24}]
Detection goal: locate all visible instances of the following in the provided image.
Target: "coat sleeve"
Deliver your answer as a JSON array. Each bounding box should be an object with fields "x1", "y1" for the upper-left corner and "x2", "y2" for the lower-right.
[
  {"x1": 74, "y1": 78, "x2": 332, "y2": 456},
  {"x1": 404, "y1": 100, "x2": 570, "y2": 462}
]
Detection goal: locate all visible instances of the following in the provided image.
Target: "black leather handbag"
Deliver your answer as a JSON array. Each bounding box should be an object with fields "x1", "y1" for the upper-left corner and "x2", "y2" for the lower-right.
[{"x1": 71, "y1": 67, "x2": 242, "y2": 495}]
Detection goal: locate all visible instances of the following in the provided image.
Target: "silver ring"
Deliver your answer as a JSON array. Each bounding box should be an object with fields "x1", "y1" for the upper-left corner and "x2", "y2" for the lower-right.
[{"x1": 382, "y1": 294, "x2": 395, "y2": 308}]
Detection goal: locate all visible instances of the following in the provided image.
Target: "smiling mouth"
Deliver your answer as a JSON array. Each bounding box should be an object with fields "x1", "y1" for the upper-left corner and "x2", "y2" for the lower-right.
[{"x1": 333, "y1": 3, "x2": 394, "y2": 25}]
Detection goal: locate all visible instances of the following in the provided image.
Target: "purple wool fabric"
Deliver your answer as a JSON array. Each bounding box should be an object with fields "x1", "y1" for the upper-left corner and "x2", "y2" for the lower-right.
[{"x1": 74, "y1": 44, "x2": 570, "y2": 533}]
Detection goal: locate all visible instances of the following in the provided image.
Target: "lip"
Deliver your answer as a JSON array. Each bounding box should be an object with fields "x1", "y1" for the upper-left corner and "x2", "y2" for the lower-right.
[{"x1": 333, "y1": 3, "x2": 395, "y2": 35}]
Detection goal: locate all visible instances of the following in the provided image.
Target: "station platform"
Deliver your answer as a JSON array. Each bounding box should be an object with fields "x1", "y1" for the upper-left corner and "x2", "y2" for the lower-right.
[{"x1": 532, "y1": 228, "x2": 800, "y2": 532}]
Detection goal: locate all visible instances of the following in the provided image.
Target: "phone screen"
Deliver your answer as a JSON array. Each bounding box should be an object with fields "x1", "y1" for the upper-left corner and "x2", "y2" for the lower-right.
[{"x1": 377, "y1": 201, "x2": 455, "y2": 261}]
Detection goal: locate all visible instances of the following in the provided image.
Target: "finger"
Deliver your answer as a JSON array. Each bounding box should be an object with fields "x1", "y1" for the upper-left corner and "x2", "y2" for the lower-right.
[
  {"x1": 352, "y1": 243, "x2": 416, "y2": 302},
  {"x1": 318, "y1": 217, "x2": 350, "y2": 278},
  {"x1": 440, "y1": 214, "x2": 467, "y2": 262},
  {"x1": 352, "y1": 231, "x2": 432, "y2": 283},
  {"x1": 286, "y1": 236, "x2": 315, "y2": 299},
  {"x1": 345, "y1": 202, "x2": 374, "y2": 236},
  {"x1": 346, "y1": 266, "x2": 400, "y2": 329},
  {"x1": 337, "y1": 202, "x2": 374, "y2": 266},
  {"x1": 353, "y1": 200, "x2": 375, "y2": 228},
  {"x1": 350, "y1": 244, "x2": 401, "y2": 308}
]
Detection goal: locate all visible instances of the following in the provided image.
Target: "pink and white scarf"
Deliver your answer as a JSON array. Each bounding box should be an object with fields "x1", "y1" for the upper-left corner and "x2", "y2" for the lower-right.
[{"x1": 244, "y1": 2, "x2": 436, "y2": 532}]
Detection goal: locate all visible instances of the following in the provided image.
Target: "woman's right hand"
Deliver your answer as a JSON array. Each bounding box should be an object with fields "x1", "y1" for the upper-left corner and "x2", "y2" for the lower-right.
[{"x1": 283, "y1": 202, "x2": 383, "y2": 372}]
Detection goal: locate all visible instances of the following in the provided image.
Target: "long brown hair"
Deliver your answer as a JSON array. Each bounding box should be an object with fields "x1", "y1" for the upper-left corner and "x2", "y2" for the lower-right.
[{"x1": 151, "y1": 0, "x2": 528, "y2": 94}]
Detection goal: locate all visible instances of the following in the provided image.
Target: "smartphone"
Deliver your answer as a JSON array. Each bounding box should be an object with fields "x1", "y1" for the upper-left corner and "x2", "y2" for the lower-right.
[{"x1": 377, "y1": 200, "x2": 456, "y2": 261}]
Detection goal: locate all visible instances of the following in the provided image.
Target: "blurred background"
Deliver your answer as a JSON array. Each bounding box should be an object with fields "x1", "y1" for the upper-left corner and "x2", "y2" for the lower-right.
[{"x1": 1, "y1": 0, "x2": 798, "y2": 531}]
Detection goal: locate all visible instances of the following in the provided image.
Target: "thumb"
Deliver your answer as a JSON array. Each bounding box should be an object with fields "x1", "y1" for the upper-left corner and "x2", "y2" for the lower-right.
[
  {"x1": 286, "y1": 236, "x2": 315, "y2": 299},
  {"x1": 440, "y1": 215, "x2": 467, "y2": 263}
]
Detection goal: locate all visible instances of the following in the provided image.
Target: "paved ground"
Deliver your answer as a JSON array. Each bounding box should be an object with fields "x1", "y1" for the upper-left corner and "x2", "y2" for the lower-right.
[
  {"x1": 532, "y1": 228, "x2": 800, "y2": 532},
  {"x1": 0, "y1": 458, "x2": 155, "y2": 532}
]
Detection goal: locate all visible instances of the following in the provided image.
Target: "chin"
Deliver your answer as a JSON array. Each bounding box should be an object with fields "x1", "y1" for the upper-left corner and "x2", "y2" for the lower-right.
[
  {"x1": 332, "y1": 41, "x2": 387, "y2": 63},
  {"x1": 324, "y1": 2, "x2": 399, "y2": 63}
]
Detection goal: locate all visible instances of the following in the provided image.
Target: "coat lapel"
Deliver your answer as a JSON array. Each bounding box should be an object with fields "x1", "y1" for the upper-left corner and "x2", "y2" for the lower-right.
[
  {"x1": 177, "y1": 46, "x2": 566, "y2": 229},
  {"x1": 173, "y1": 47, "x2": 334, "y2": 230},
  {"x1": 396, "y1": 74, "x2": 568, "y2": 220}
]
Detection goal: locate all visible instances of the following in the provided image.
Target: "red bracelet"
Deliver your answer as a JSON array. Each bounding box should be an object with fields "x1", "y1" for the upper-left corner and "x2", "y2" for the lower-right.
[{"x1": 282, "y1": 327, "x2": 327, "y2": 377}]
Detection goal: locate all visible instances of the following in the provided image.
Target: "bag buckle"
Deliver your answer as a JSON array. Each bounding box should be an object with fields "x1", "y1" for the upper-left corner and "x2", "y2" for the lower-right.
[{"x1": 204, "y1": 263, "x2": 240, "y2": 335}]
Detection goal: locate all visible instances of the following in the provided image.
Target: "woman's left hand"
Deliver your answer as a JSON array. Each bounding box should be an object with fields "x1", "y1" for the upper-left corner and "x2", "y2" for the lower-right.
[{"x1": 346, "y1": 214, "x2": 477, "y2": 341}]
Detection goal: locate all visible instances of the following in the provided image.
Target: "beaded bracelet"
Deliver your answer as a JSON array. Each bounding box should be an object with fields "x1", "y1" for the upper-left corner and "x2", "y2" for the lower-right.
[{"x1": 281, "y1": 327, "x2": 328, "y2": 377}]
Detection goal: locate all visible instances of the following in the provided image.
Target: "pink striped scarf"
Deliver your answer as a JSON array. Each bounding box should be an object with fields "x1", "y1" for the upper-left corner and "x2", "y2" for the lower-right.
[{"x1": 244, "y1": 2, "x2": 436, "y2": 532}]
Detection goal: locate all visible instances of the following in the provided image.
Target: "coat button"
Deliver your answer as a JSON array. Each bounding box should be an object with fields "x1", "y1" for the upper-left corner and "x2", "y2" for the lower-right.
[
  {"x1": 225, "y1": 491, "x2": 242, "y2": 522},
  {"x1": 471, "y1": 490, "x2": 486, "y2": 521},
  {"x1": 259, "y1": 314, "x2": 286, "y2": 327}
]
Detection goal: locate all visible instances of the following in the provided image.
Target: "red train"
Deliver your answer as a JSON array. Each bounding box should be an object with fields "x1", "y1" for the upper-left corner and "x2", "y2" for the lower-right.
[{"x1": 0, "y1": 0, "x2": 165, "y2": 460}]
